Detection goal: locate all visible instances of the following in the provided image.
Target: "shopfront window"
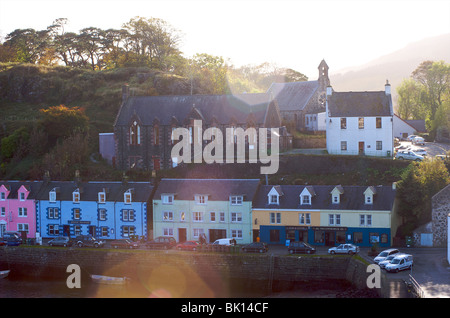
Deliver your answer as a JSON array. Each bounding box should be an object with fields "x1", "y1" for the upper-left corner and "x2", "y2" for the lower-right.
[
  {"x1": 336, "y1": 231, "x2": 346, "y2": 244},
  {"x1": 354, "y1": 232, "x2": 363, "y2": 244},
  {"x1": 314, "y1": 230, "x2": 324, "y2": 243}
]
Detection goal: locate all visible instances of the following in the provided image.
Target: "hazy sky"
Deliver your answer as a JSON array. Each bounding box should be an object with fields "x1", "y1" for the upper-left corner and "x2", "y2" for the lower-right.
[{"x1": 1, "y1": 0, "x2": 449, "y2": 79}]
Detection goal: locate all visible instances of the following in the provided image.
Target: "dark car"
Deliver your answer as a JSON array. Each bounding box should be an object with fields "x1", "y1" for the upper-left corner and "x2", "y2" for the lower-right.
[
  {"x1": 176, "y1": 240, "x2": 200, "y2": 251},
  {"x1": 48, "y1": 236, "x2": 72, "y2": 247},
  {"x1": 241, "y1": 242, "x2": 269, "y2": 253},
  {"x1": 1, "y1": 232, "x2": 22, "y2": 246},
  {"x1": 73, "y1": 235, "x2": 105, "y2": 248},
  {"x1": 110, "y1": 239, "x2": 139, "y2": 249},
  {"x1": 288, "y1": 241, "x2": 316, "y2": 254},
  {"x1": 146, "y1": 236, "x2": 176, "y2": 250}
]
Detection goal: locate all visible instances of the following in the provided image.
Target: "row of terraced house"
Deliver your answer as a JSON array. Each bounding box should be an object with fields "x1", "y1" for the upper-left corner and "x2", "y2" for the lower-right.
[{"x1": 0, "y1": 176, "x2": 400, "y2": 248}]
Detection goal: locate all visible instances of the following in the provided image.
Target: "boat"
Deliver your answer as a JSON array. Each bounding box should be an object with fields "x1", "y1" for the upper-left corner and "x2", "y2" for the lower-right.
[
  {"x1": 0, "y1": 270, "x2": 10, "y2": 279},
  {"x1": 90, "y1": 274, "x2": 129, "y2": 285}
]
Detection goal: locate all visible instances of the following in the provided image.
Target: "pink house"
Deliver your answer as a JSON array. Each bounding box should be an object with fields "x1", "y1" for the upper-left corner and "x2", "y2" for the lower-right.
[{"x1": 0, "y1": 181, "x2": 43, "y2": 239}]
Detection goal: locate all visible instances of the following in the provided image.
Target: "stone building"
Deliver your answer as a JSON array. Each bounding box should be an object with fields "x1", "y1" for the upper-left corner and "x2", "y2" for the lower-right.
[
  {"x1": 432, "y1": 184, "x2": 450, "y2": 247},
  {"x1": 267, "y1": 60, "x2": 330, "y2": 130}
]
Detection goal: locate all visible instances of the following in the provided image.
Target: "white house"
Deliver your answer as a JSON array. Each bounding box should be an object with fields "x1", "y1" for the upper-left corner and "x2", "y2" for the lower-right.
[
  {"x1": 325, "y1": 82, "x2": 394, "y2": 157},
  {"x1": 393, "y1": 115, "x2": 426, "y2": 140}
]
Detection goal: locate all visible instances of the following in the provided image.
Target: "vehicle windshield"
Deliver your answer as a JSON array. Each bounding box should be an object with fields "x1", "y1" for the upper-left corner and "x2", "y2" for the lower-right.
[
  {"x1": 391, "y1": 259, "x2": 400, "y2": 264},
  {"x1": 379, "y1": 252, "x2": 388, "y2": 257}
]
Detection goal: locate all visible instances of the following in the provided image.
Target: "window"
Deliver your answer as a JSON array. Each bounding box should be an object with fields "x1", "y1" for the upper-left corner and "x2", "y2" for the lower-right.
[
  {"x1": 230, "y1": 196, "x2": 243, "y2": 205},
  {"x1": 49, "y1": 224, "x2": 59, "y2": 236},
  {"x1": 18, "y1": 207, "x2": 27, "y2": 217},
  {"x1": 74, "y1": 225, "x2": 81, "y2": 235},
  {"x1": 162, "y1": 195, "x2": 174, "y2": 204},
  {"x1": 163, "y1": 228, "x2": 174, "y2": 236},
  {"x1": 98, "y1": 209, "x2": 107, "y2": 221},
  {"x1": 367, "y1": 215, "x2": 372, "y2": 226},
  {"x1": 73, "y1": 190, "x2": 80, "y2": 203},
  {"x1": 358, "y1": 117, "x2": 364, "y2": 129},
  {"x1": 329, "y1": 214, "x2": 341, "y2": 225},
  {"x1": 376, "y1": 141, "x2": 382, "y2": 150},
  {"x1": 180, "y1": 212, "x2": 185, "y2": 222},
  {"x1": 73, "y1": 208, "x2": 81, "y2": 220},
  {"x1": 314, "y1": 230, "x2": 324, "y2": 243},
  {"x1": 270, "y1": 212, "x2": 281, "y2": 224},
  {"x1": 48, "y1": 208, "x2": 59, "y2": 219},
  {"x1": 380, "y1": 233, "x2": 388, "y2": 244},
  {"x1": 231, "y1": 229, "x2": 242, "y2": 239},
  {"x1": 153, "y1": 125, "x2": 160, "y2": 145},
  {"x1": 340, "y1": 118, "x2": 347, "y2": 129},
  {"x1": 193, "y1": 228, "x2": 204, "y2": 239},
  {"x1": 195, "y1": 195, "x2": 207, "y2": 205},
  {"x1": 49, "y1": 191, "x2": 56, "y2": 203},
  {"x1": 0, "y1": 192, "x2": 5, "y2": 200},
  {"x1": 210, "y1": 212, "x2": 216, "y2": 222},
  {"x1": 17, "y1": 223, "x2": 29, "y2": 233},
  {"x1": 269, "y1": 195, "x2": 279, "y2": 205},
  {"x1": 332, "y1": 195, "x2": 339, "y2": 204},
  {"x1": 301, "y1": 195, "x2": 311, "y2": 205},
  {"x1": 98, "y1": 192, "x2": 106, "y2": 203},
  {"x1": 123, "y1": 209, "x2": 135, "y2": 222},
  {"x1": 353, "y1": 232, "x2": 363, "y2": 244},
  {"x1": 360, "y1": 214, "x2": 372, "y2": 226},
  {"x1": 299, "y1": 213, "x2": 311, "y2": 225},
  {"x1": 123, "y1": 226, "x2": 136, "y2": 237},
  {"x1": 329, "y1": 214, "x2": 334, "y2": 225},
  {"x1": 124, "y1": 191, "x2": 132, "y2": 204},
  {"x1": 219, "y1": 212, "x2": 225, "y2": 222},
  {"x1": 336, "y1": 214, "x2": 341, "y2": 225},
  {"x1": 130, "y1": 121, "x2": 141, "y2": 145},
  {"x1": 193, "y1": 212, "x2": 203, "y2": 222},
  {"x1": 231, "y1": 212, "x2": 242, "y2": 223},
  {"x1": 376, "y1": 117, "x2": 382, "y2": 128},
  {"x1": 20, "y1": 192, "x2": 25, "y2": 201},
  {"x1": 101, "y1": 227, "x2": 108, "y2": 237},
  {"x1": 163, "y1": 211, "x2": 173, "y2": 221},
  {"x1": 1, "y1": 207, "x2": 5, "y2": 216},
  {"x1": 365, "y1": 195, "x2": 372, "y2": 204},
  {"x1": 341, "y1": 141, "x2": 347, "y2": 151}
]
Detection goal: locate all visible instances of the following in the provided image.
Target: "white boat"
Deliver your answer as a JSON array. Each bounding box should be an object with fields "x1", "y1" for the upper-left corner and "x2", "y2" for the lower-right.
[
  {"x1": 90, "y1": 274, "x2": 129, "y2": 285},
  {"x1": 0, "y1": 270, "x2": 10, "y2": 279}
]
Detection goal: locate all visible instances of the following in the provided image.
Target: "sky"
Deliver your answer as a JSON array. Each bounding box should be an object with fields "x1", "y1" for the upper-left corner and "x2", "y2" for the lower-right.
[{"x1": 0, "y1": 0, "x2": 449, "y2": 79}]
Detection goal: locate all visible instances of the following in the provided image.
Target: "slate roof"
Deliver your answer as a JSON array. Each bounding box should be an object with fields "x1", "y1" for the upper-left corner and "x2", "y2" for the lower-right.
[
  {"x1": 0, "y1": 181, "x2": 44, "y2": 200},
  {"x1": 154, "y1": 178, "x2": 261, "y2": 202},
  {"x1": 405, "y1": 119, "x2": 427, "y2": 133},
  {"x1": 114, "y1": 93, "x2": 275, "y2": 127},
  {"x1": 328, "y1": 91, "x2": 392, "y2": 117},
  {"x1": 253, "y1": 185, "x2": 396, "y2": 211},
  {"x1": 35, "y1": 181, "x2": 154, "y2": 203},
  {"x1": 267, "y1": 81, "x2": 319, "y2": 112}
]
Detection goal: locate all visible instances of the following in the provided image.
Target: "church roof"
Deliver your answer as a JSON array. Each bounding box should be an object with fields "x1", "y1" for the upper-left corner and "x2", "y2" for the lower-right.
[{"x1": 267, "y1": 81, "x2": 319, "y2": 112}]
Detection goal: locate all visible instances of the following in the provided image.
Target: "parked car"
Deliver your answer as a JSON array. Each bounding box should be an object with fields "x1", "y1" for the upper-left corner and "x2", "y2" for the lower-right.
[
  {"x1": 146, "y1": 236, "x2": 177, "y2": 250},
  {"x1": 385, "y1": 254, "x2": 413, "y2": 273},
  {"x1": 73, "y1": 235, "x2": 105, "y2": 248},
  {"x1": 287, "y1": 241, "x2": 316, "y2": 254},
  {"x1": 395, "y1": 150, "x2": 424, "y2": 161},
  {"x1": 176, "y1": 240, "x2": 200, "y2": 251},
  {"x1": 378, "y1": 254, "x2": 397, "y2": 269},
  {"x1": 1, "y1": 232, "x2": 22, "y2": 246},
  {"x1": 241, "y1": 242, "x2": 269, "y2": 253},
  {"x1": 328, "y1": 244, "x2": 360, "y2": 255},
  {"x1": 48, "y1": 236, "x2": 72, "y2": 247},
  {"x1": 110, "y1": 239, "x2": 139, "y2": 249},
  {"x1": 374, "y1": 248, "x2": 400, "y2": 264},
  {"x1": 407, "y1": 135, "x2": 419, "y2": 142},
  {"x1": 411, "y1": 148, "x2": 427, "y2": 156},
  {"x1": 212, "y1": 238, "x2": 236, "y2": 246},
  {"x1": 412, "y1": 136, "x2": 425, "y2": 145}
]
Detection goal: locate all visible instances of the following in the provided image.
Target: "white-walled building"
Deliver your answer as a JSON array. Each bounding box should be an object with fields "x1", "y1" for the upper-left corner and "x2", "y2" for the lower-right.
[{"x1": 325, "y1": 82, "x2": 394, "y2": 157}]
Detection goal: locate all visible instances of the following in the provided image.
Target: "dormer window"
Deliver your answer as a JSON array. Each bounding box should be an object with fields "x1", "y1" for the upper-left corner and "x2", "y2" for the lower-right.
[
  {"x1": 162, "y1": 194, "x2": 174, "y2": 204},
  {"x1": 98, "y1": 191, "x2": 106, "y2": 203},
  {"x1": 331, "y1": 185, "x2": 344, "y2": 204},
  {"x1": 195, "y1": 195, "x2": 207, "y2": 205},
  {"x1": 300, "y1": 186, "x2": 315, "y2": 205},
  {"x1": 73, "y1": 189, "x2": 80, "y2": 203},
  {"x1": 0, "y1": 192, "x2": 5, "y2": 200},
  {"x1": 49, "y1": 189, "x2": 57, "y2": 203},
  {"x1": 20, "y1": 192, "x2": 25, "y2": 201},
  {"x1": 230, "y1": 195, "x2": 243, "y2": 205},
  {"x1": 124, "y1": 190, "x2": 132, "y2": 204},
  {"x1": 267, "y1": 186, "x2": 283, "y2": 205},
  {"x1": 364, "y1": 186, "x2": 376, "y2": 205}
]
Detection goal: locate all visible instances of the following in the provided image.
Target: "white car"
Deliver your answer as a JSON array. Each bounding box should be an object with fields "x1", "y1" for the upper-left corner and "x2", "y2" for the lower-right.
[
  {"x1": 407, "y1": 135, "x2": 419, "y2": 142},
  {"x1": 412, "y1": 137, "x2": 425, "y2": 145},
  {"x1": 411, "y1": 148, "x2": 427, "y2": 157},
  {"x1": 374, "y1": 248, "x2": 400, "y2": 264},
  {"x1": 378, "y1": 254, "x2": 397, "y2": 269},
  {"x1": 395, "y1": 150, "x2": 424, "y2": 161},
  {"x1": 385, "y1": 254, "x2": 413, "y2": 273},
  {"x1": 328, "y1": 244, "x2": 360, "y2": 255}
]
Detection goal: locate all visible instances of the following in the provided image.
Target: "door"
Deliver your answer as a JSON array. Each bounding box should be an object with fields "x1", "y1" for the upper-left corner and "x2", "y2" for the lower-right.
[
  {"x1": 325, "y1": 231, "x2": 335, "y2": 246},
  {"x1": 89, "y1": 225, "x2": 96, "y2": 237},
  {"x1": 178, "y1": 228, "x2": 187, "y2": 243},
  {"x1": 358, "y1": 142, "x2": 365, "y2": 155}
]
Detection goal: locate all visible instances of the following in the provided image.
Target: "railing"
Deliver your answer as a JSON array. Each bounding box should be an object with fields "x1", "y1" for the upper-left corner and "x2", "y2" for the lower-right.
[{"x1": 407, "y1": 274, "x2": 424, "y2": 298}]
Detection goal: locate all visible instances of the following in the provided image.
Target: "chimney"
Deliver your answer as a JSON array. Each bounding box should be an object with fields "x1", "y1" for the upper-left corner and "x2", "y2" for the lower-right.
[
  {"x1": 122, "y1": 84, "x2": 130, "y2": 103},
  {"x1": 385, "y1": 80, "x2": 391, "y2": 96}
]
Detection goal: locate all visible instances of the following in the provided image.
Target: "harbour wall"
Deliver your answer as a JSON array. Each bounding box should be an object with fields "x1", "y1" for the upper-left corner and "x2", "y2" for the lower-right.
[{"x1": 0, "y1": 246, "x2": 403, "y2": 297}]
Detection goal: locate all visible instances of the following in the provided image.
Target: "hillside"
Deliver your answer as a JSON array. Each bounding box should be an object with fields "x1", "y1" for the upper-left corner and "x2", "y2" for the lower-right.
[{"x1": 330, "y1": 33, "x2": 450, "y2": 109}]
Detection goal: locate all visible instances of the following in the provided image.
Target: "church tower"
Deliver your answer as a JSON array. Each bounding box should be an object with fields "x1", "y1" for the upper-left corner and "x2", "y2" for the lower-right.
[{"x1": 318, "y1": 59, "x2": 330, "y2": 90}]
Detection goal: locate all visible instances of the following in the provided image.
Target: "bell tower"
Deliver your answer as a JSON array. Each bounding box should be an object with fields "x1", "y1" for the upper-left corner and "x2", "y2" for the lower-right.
[{"x1": 318, "y1": 59, "x2": 330, "y2": 90}]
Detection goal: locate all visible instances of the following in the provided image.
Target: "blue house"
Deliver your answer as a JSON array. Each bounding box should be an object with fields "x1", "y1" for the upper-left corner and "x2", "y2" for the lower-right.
[{"x1": 36, "y1": 178, "x2": 153, "y2": 240}]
